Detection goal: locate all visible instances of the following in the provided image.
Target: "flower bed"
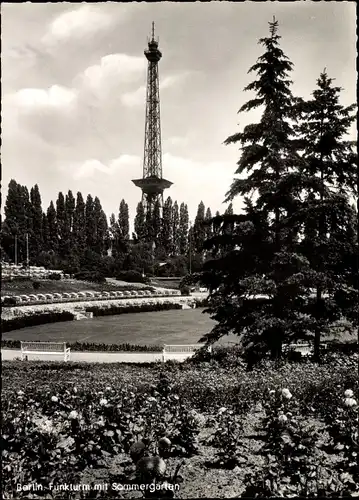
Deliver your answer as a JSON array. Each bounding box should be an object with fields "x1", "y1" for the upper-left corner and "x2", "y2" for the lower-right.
[{"x1": 2, "y1": 356, "x2": 358, "y2": 498}]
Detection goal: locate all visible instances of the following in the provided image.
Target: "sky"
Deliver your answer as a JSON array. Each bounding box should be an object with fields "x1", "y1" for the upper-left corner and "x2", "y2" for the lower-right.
[{"x1": 1, "y1": 1, "x2": 357, "y2": 228}]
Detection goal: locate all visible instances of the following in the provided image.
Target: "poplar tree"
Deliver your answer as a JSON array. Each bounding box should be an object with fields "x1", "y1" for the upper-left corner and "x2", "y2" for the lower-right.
[
  {"x1": 161, "y1": 196, "x2": 173, "y2": 254},
  {"x1": 30, "y1": 184, "x2": 43, "y2": 259},
  {"x1": 92, "y1": 197, "x2": 108, "y2": 256},
  {"x1": 47, "y1": 201, "x2": 58, "y2": 255},
  {"x1": 152, "y1": 199, "x2": 162, "y2": 247},
  {"x1": 118, "y1": 199, "x2": 130, "y2": 242},
  {"x1": 179, "y1": 202, "x2": 189, "y2": 255},
  {"x1": 193, "y1": 201, "x2": 206, "y2": 254},
  {"x1": 172, "y1": 201, "x2": 180, "y2": 255},
  {"x1": 134, "y1": 202, "x2": 146, "y2": 241},
  {"x1": 85, "y1": 194, "x2": 96, "y2": 249},
  {"x1": 204, "y1": 207, "x2": 213, "y2": 242},
  {"x1": 73, "y1": 192, "x2": 86, "y2": 258},
  {"x1": 56, "y1": 192, "x2": 67, "y2": 259}
]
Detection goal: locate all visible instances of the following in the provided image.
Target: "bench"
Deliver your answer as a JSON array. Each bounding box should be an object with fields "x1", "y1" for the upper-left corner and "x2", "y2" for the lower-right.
[
  {"x1": 21, "y1": 342, "x2": 71, "y2": 362},
  {"x1": 283, "y1": 343, "x2": 327, "y2": 357},
  {"x1": 162, "y1": 344, "x2": 212, "y2": 362}
]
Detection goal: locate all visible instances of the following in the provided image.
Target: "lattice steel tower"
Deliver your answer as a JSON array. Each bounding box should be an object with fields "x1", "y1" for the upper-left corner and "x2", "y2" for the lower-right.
[{"x1": 132, "y1": 23, "x2": 173, "y2": 214}]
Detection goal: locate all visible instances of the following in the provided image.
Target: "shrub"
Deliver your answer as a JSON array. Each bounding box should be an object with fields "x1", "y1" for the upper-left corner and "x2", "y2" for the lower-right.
[
  {"x1": 85, "y1": 302, "x2": 182, "y2": 317},
  {"x1": 48, "y1": 273, "x2": 61, "y2": 280},
  {"x1": 2, "y1": 296, "x2": 17, "y2": 307},
  {"x1": 179, "y1": 286, "x2": 191, "y2": 296},
  {"x1": 116, "y1": 270, "x2": 149, "y2": 284},
  {"x1": 32, "y1": 281, "x2": 41, "y2": 290},
  {"x1": 74, "y1": 271, "x2": 105, "y2": 283},
  {"x1": 1, "y1": 339, "x2": 161, "y2": 352},
  {"x1": 1, "y1": 311, "x2": 74, "y2": 333}
]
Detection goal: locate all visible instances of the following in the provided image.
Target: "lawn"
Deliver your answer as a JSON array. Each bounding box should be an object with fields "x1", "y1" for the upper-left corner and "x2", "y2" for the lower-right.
[
  {"x1": 2, "y1": 355, "x2": 358, "y2": 498},
  {"x1": 1, "y1": 278, "x2": 152, "y2": 297},
  {"x1": 1, "y1": 308, "x2": 234, "y2": 346},
  {"x1": 2, "y1": 306, "x2": 355, "y2": 348}
]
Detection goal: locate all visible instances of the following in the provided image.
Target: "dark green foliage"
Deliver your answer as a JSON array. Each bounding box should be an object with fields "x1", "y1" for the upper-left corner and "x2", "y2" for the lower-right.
[
  {"x1": 74, "y1": 271, "x2": 105, "y2": 283},
  {"x1": 116, "y1": 270, "x2": 148, "y2": 283},
  {"x1": 179, "y1": 203, "x2": 189, "y2": 255},
  {"x1": 161, "y1": 197, "x2": 173, "y2": 254},
  {"x1": 172, "y1": 201, "x2": 180, "y2": 255},
  {"x1": 118, "y1": 199, "x2": 130, "y2": 242},
  {"x1": 73, "y1": 192, "x2": 86, "y2": 257},
  {"x1": 29, "y1": 184, "x2": 43, "y2": 259},
  {"x1": 193, "y1": 201, "x2": 206, "y2": 253},
  {"x1": 134, "y1": 202, "x2": 146, "y2": 241},
  {"x1": 85, "y1": 302, "x2": 182, "y2": 316},
  {"x1": 56, "y1": 192, "x2": 67, "y2": 259},
  {"x1": 152, "y1": 199, "x2": 162, "y2": 246},
  {"x1": 2, "y1": 340, "x2": 162, "y2": 353},
  {"x1": 32, "y1": 281, "x2": 41, "y2": 290},
  {"x1": 179, "y1": 285, "x2": 191, "y2": 296},
  {"x1": 2, "y1": 297, "x2": 18, "y2": 307},
  {"x1": 2, "y1": 311, "x2": 75, "y2": 333},
  {"x1": 84, "y1": 194, "x2": 96, "y2": 249},
  {"x1": 194, "y1": 18, "x2": 339, "y2": 360},
  {"x1": 288, "y1": 70, "x2": 358, "y2": 359},
  {"x1": 46, "y1": 201, "x2": 58, "y2": 255},
  {"x1": 48, "y1": 273, "x2": 61, "y2": 280}
]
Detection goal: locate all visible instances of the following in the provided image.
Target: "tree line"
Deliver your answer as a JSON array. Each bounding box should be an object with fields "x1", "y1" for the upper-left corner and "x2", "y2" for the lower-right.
[
  {"x1": 189, "y1": 18, "x2": 358, "y2": 362},
  {"x1": 1, "y1": 181, "x2": 226, "y2": 277}
]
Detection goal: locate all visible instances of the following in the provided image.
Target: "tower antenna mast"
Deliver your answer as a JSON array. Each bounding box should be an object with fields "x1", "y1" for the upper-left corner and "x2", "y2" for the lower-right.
[{"x1": 132, "y1": 23, "x2": 173, "y2": 217}]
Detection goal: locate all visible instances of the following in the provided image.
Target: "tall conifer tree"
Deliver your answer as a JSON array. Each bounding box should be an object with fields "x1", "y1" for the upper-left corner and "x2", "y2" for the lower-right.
[{"x1": 195, "y1": 18, "x2": 307, "y2": 359}]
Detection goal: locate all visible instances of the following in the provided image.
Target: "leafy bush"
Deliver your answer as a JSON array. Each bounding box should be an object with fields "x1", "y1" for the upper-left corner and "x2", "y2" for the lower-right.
[
  {"x1": 74, "y1": 271, "x2": 105, "y2": 283},
  {"x1": 32, "y1": 281, "x2": 41, "y2": 290},
  {"x1": 86, "y1": 302, "x2": 182, "y2": 317},
  {"x1": 48, "y1": 273, "x2": 61, "y2": 280},
  {"x1": 116, "y1": 270, "x2": 149, "y2": 284},
  {"x1": 179, "y1": 285, "x2": 191, "y2": 296},
  {"x1": 1, "y1": 296, "x2": 18, "y2": 307},
  {"x1": 1, "y1": 311, "x2": 75, "y2": 333}
]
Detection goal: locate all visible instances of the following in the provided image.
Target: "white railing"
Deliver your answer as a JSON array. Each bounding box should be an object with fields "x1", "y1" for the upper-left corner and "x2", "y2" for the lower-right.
[
  {"x1": 162, "y1": 343, "x2": 212, "y2": 362},
  {"x1": 21, "y1": 341, "x2": 70, "y2": 361}
]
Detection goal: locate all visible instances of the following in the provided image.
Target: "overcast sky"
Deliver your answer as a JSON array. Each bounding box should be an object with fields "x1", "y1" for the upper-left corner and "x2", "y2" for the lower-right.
[{"x1": 1, "y1": 2, "x2": 356, "y2": 227}]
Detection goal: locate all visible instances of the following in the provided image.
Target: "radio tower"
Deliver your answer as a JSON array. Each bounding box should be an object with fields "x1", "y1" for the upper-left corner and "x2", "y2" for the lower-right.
[{"x1": 132, "y1": 22, "x2": 173, "y2": 215}]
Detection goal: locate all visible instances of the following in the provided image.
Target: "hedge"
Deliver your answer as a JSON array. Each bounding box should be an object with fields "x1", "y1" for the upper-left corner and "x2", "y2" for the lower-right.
[
  {"x1": 1, "y1": 311, "x2": 75, "y2": 333},
  {"x1": 115, "y1": 271, "x2": 149, "y2": 284},
  {"x1": 1, "y1": 339, "x2": 162, "y2": 353},
  {"x1": 85, "y1": 302, "x2": 183, "y2": 317}
]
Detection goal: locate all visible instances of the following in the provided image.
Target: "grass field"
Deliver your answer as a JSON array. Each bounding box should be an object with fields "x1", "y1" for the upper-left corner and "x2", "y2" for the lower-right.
[
  {"x1": 1, "y1": 308, "x2": 234, "y2": 346},
  {"x1": 1, "y1": 278, "x2": 152, "y2": 296}
]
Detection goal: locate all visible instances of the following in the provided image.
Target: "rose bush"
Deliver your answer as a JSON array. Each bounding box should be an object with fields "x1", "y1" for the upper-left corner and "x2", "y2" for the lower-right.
[{"x1": 2, "y1": 354, "x2": 358, "y2": 498}]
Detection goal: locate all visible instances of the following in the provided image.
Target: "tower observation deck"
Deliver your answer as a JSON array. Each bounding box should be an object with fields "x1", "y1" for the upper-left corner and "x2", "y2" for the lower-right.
[{"x1": 132, "y1": 23, "x2": 173, "y2": 214}]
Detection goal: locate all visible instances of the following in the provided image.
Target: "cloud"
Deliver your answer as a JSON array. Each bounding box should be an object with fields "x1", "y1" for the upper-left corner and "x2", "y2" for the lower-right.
[
  {"x1": 43, "y1": 5, "x2": 115, "y2": 44},
  {"x1": 10, "y1": 85, "x2": 77, "y2": 110},
  {"x1": 72, "y1": 155, "x2": 140, "y2": 180},
  {"x1": 165, "y1": 136, "x2": 189, "y2": 147},
  {"x1": 121, "y1": 72, "x2": 192, "y2": 108},
  {"x1": 161, "y1": 153, "x2": 243, "y2": 219},
  {"x1": 121, "y1": 85, "x2": 146, "y2": 107},
  {"x1": 79, "y1": 54, "x2": 145, "y2": 96}
]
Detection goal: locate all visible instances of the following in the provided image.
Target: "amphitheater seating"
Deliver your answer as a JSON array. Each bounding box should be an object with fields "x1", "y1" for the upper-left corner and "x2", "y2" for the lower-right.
[{"x1": 21, "y1": 341, "x2": 70, "y2": 361}]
